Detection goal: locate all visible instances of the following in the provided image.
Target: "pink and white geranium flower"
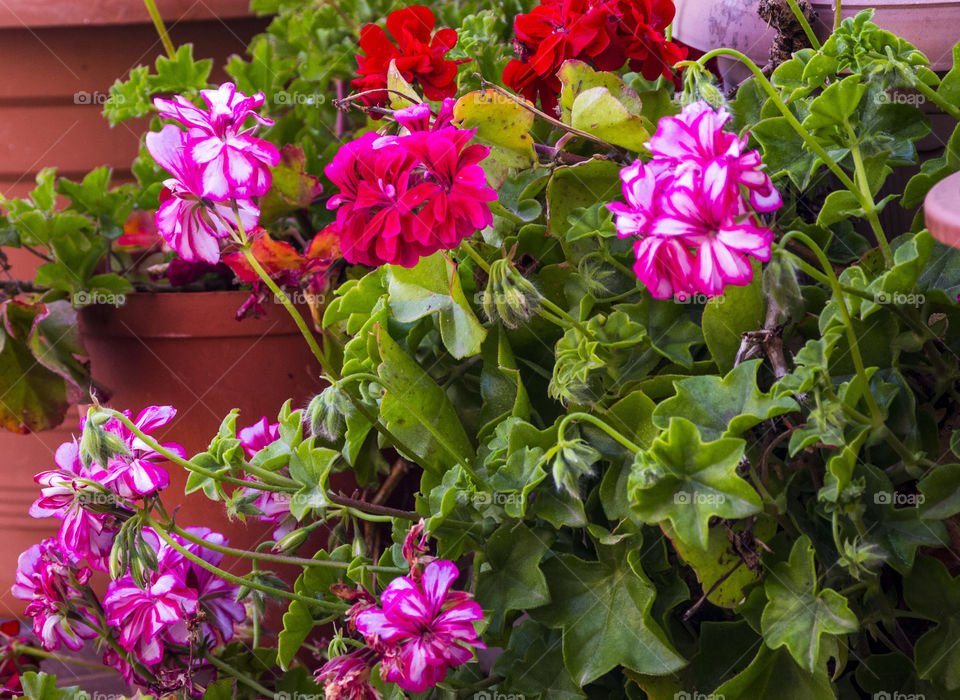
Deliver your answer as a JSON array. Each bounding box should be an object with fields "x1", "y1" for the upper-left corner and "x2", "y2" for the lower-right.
[
  {"x1": 146, "y1": 124, "x2": 260, "y2": 264},
  {"x1": 154, "y1": 82, "x2": 280, "y2": 200},
  {"x1": 608, "y1": 100, "x2": 782, "y2": 299},
  {"x1": 103, "y1": 569, "x2": 199, "y2": 666},
  {"x1": 94, "y1": 404, "x2": 184, "y2": 499},
  {"x1": 354, "y1": 560, "x2": 485, "y2": 693},
  {"x1": 12, "y1": 540, "x2": 96, "y2": 652},
  {"x1": 29, "y1": 440, "x2": 121, "y2": 571}
]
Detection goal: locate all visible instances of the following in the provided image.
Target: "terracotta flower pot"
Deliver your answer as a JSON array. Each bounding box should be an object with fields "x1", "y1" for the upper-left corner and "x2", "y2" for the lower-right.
[
  {"x1": 672, "y1": 0, "x2": 777, "y2": 89},
  {"x1": 674, "y1": 0, "x2": 960, "y2": 91},
  {"x1": 924, "y1": 170, "x2": 960, "y2": 248},
  {"x1": 0, "y1": 2, "x2": 265, "y2": 201},
  {"x1": 77, "y1": 291, "x2": 327, "y2": 573},
  {"x1": 809, "y1": 0, "x2": 960, "y2": 71}
]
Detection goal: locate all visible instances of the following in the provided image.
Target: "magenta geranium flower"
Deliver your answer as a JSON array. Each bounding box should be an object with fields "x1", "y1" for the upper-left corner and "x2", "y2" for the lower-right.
[
  {"x1": 608, "y1": 101, "x2": 781, "y2": 298},
  {"x1": 326, "y1": 132, "x2": 435, "y2": 267},
  {"x1": 12, "y1": 540, "x2": 96, "y2": 651},
  {"x1": 155, "y1": 82, "x2": 280, "y2": 199},
  {"x1": 325, "y1": 106, "x2": 496, "y2": 268},
  {"x1": 160, "y1": 527, "x2": 246, "y2": 643},
  {"x1": 354, "y1": 560, "x2": 484, "y2": 693},
  {"x1": 653, "y1": 168, "x2": 774, "y2": 296},
  {"x1": 238, "y1": 415, "x2": 280, "y2": 458},
  {"x1": 400, "y1": 128, "x2": 497, "y2": 251},
  {"x1": 316, "y1": 648, "x2": 380, "y2": 700},
  {"x1": 146, "y1": 124, "x2": 260, "y2": 264}
]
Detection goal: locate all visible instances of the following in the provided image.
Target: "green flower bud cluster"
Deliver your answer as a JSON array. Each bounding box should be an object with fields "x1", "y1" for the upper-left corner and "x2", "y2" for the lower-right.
[{"x1": 481, "y1": 258, "x2": 542, "y2": 329}]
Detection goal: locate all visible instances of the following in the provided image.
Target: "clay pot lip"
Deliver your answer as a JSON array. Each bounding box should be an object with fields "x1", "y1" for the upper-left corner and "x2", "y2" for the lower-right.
[
  {"x1": 0, "y1": 0, "x2": 254, "y2": 30},
  {"x1": 925, "y1": 171, "x2": 960, "y2": 248},
  {"x1": 77, "y1": 290, "x2": 312, "y2": 340}
]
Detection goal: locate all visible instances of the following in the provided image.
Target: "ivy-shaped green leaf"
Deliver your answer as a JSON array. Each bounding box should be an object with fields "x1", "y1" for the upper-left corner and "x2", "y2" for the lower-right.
[
  {"x1": 376, "y1": 324, "x2": 476, "y2": 474},
  {"x1": 532, "y1": 551, "x2": 685, "y2": 685},
  {"x1": 476, "y1": 521, "x2": 552, "y2": 633},
  {"x1": 905, "y1": 556, "x2": 960, "y2": 690},
  {"x1": 628, "y1": 418, "x2": 762, "y2": 550},
  {"x1": 760, "y1": 535, "x2": 859, "y2": 672},
  {"x1": 652, "y1": 360, "x2": 797, "y2": 441}
]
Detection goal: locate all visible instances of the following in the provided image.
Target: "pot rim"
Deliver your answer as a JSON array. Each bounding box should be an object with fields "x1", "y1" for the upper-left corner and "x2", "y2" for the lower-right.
[{"x1": 77, "y1": 290, "x2": 317, "y2": 340}]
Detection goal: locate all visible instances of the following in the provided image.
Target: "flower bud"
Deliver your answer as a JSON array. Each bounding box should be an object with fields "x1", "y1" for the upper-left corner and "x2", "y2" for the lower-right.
[
  {"x1": 540, "y1": 437, "x2": 600, "y2": 498},
  {"x1": 483, "y1": 259, "x2": 542, "y2": 329},
  {"x1": 681, "y1": 64, "x2": 726, "y2": 110},
  {"x1": 79, "y1": 421, "x2": 130, "y2": 470},
  {"x1": 273, "y1": 527, "x2": 309, "y2": 553},
  {"x1": 305, "y1": 385, "x2": 349, "y2": 441}
]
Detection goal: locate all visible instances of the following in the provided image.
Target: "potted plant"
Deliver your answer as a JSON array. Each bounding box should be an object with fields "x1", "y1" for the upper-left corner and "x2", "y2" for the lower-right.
[{"x1": 5, "y1": 0, "x2": 960, "y2": 698}]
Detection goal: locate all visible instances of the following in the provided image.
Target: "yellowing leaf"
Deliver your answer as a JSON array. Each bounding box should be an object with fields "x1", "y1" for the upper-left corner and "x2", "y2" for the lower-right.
[{"x1": 453, "y1": 89, "x2": 536, "y2": 186}]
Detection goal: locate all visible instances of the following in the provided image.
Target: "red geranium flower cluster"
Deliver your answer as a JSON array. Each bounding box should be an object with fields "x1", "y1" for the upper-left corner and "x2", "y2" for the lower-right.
[
  {"x1": 353, "y1": 6, "x2": 468, "y2": 105},
  {"x1": 325, "y1": 100, "x2": 497, "y2": 268},
  {"x1": 503, "y1": 0, "x2": 687, "y2": 113}
]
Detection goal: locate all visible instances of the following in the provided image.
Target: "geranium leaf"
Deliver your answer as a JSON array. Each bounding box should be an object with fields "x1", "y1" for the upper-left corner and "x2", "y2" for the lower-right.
[
  {"x1": 546, "y1": 158, "x2": 623, "y2": 237},
  {"x1": 259, "y1": 145, "x2": 324, "y2": 223},
  {"x1": 532, "y1": 551, "x2": 685, "y2": 685},
  {"x1": 0, "y1": 300, "x2": 86, "y2": 433},
  {"x1": 713, "y1": 646, "x2": 837, "y2": 699},
  {"x1": 652, "y1": 360, "x2": 797, "y2": 441},
  {"x1": 862, "y1": 465, "x2": 947, "y2": 573},
  {"x1": 387, "y1": 252, "x2": 487, "y2": 359},
  {"x1": 663, "y1": 520, "x2": 765, "y2": 609},
  {"x1": 278, "y1": 599, "x2": 313, "y2": 671},
  {"x1": 475, "y1": 521, "x2": 552, "y2": 633},
  {"x1": 376, "y1": 324, "x2": 476, "y2": 473},
  {"x1": 905, "y1": 556, "x2": 960, "y2": 690},
  {"x1": 701, "y1": 269, "x2": 765, "y2": 373},
  {"x1": 558, "y1": 59, "x2": 644, "y2": 121},
  {"x1": 918, "y1": 462, "x2": 960, "y2": 519},
  {"x1": 387, "y1": 59, "x2": 422, "y2": 108},
  {"x1": 569, "y1": 86, "x2": 651, "y2": 152},
  {"x1": 761, "y1": 536, "x2": 859, "y2": 672},
  {"x1": 492, "y1": 619, "x2": 586, "y2": 699},
  {"x1": 222, "y1": 231, "x2": 305, "y2": 284},
  {"x1": 453, "y1": 89, "x2": 536, "y2": 187},
  {"x1": 628, "y1": 418, "x2": 762, "y2": 550}
]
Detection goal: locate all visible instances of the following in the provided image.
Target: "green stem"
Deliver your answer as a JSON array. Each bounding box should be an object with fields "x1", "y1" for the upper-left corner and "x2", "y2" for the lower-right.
[
  {"x1": 241, "y1": 245, "x2": 330, "y2": 369},
  {"x1": 784, "y1": 0, "x2": 821, "y2": 49},
  {"x1": 834, "y1": 0, "x2": 842, "y2": 31},
  {"x1": 747, "y1": 458, "x2": 776, "y2": 506},
  {"x1": 161, "y1": 520, "x2": 403, "y2": 573},
  {"x1": 328, "y1": 492, "x2": 420, "y2": 521},
  {"x1": 144, "y1": 514, "x2": 343, "y2": 608},
  {"x1": 780, "y1": 232, "x2": 885, "y2": 425},
  {"x1": 100, "y1": 409, "x2": 297, "y2": 493},
  {"x1": 141, "y1": 0, "x2": 176, "y2": 59},
  {"x1": 14, "y1": 644, "x2": 121, "y2": 673},
  {"x1": 557, "y1": 412, "x2": 642, "y2": 453},
  {"x1": 459, "y1": 239, "x2": 492, "y2": 274},
  {"x1": 203, "y1": 651, "x2": 275, "y2": 697},
  {"x1": 845, "y1": 122, "x2": 893, "y2": 266},
  {"x1": 913, "y1": 79, "x2": 960, "y2": 121}
]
